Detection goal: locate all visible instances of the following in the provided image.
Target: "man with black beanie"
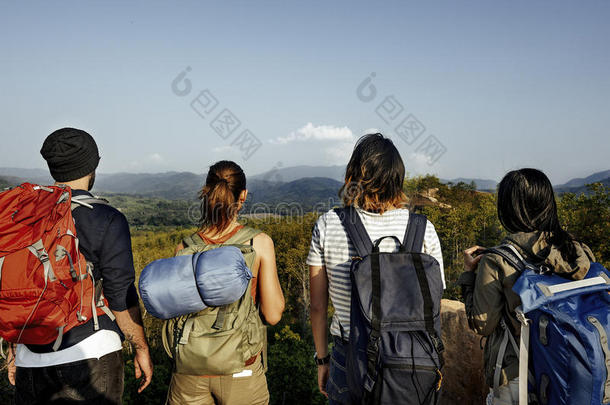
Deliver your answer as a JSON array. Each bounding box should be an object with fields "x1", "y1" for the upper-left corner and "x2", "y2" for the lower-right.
[{"x1": 7, "y1": 127, "x2": 153, "y2": 404}]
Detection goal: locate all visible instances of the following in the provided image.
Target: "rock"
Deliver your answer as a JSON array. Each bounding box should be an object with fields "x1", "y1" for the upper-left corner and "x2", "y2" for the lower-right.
[
  {"x1": 407, "y1": 188, "x2": 452, "y2": 210},
  {"x1": 440, "y1": 299, "x2": 488, "y2": 405}
]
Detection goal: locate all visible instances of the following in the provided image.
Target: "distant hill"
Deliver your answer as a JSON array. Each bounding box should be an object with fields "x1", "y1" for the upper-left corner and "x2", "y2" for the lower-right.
[
  {"x1": 554, "y1": 177, "x2": 610, "y2": 195},
  {"x1": 555, "y1": 170, "x2": 610, "y2": 189},
  {"x1": 0, "y1": 176, "x2": 16, "y2": 190},
  {"x1": 1, "y1": 167, "x2": 607, "y2": 202},
  {"x1": 251, "y1": 166, "x2": 502, "y2": 191},
  {"x1": 94, "y1": 171, "x2": 204, "y2": 200},
  {"x1": 251, "y1": 165, "x2": 345, "y2": 183},
  {"x1": 247, "y1": 177, "x2": 342, "y2": 211},
  {"x1": 0, "y1": 167, "x2": 52, "y2": 185}
]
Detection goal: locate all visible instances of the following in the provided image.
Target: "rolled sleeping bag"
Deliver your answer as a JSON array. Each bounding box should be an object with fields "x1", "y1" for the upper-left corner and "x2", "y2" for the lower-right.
[{"x1": 138, "y1": 246, "x2": 252, "y2": 319}]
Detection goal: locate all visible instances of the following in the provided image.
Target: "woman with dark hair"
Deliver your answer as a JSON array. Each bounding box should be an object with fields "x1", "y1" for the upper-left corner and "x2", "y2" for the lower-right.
[
  {"x1": 460, "y1": 168, "x2": 595, "y2": 405},
  {"x1": 166, "y1": 160, "x2": 285, "y2": 405},
  {"x1": 308, "y1": 133, "x2": 446, "y2": 404}
]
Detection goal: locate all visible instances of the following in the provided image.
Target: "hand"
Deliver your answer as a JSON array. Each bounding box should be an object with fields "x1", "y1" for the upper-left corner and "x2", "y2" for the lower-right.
[
  {"x1": 317, "y1": 363, "x2": 329, "y2": 398},
  {"x1": 7, "y1": 344, "x2": 16, "y2": 386},
  {"x1": 464, "y1": 245, "x2": 485, "y2": 271},
  {"x1": 134, "y1": 348, "x2": 153, "y2": 393}
]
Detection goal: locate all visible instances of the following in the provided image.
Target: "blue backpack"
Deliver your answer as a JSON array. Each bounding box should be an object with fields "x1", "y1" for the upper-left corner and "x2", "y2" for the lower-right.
[
  {"x1": 486, "y1": 244, "x2": 610, "y2": 405},
  {"x1": 335, "y1": 207, "x2": 444, "y2": 405}
]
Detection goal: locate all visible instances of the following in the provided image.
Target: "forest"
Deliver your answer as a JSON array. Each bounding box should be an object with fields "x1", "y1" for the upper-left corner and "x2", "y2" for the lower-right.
[{"x1": 1, "y1": 176, "x2": 608, "y2": 404}]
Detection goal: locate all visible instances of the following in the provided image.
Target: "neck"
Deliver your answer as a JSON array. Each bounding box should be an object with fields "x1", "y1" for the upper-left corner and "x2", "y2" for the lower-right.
[
  {"x1": 203, "y1": 218, "x2": 240, "y2": 238},
  {"x1": 54, "y1": 178, "x2": 89, "y2": 191}
]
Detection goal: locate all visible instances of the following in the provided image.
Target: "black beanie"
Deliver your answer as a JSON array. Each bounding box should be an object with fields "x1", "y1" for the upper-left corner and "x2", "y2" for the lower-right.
[{"x1": 40, "y1": 128, "x2": 100, "y2": 182}]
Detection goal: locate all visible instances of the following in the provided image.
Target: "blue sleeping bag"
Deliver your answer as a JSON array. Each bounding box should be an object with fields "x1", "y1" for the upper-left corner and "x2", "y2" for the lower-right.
[{"x1": 138, "y1": 246, "x2": 252, "y2": 319}]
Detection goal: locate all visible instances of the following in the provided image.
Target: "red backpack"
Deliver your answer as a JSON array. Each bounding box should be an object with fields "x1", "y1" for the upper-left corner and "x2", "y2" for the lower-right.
[{"x1": 0, "y1": 183, "x2": 114, "y2": 350}]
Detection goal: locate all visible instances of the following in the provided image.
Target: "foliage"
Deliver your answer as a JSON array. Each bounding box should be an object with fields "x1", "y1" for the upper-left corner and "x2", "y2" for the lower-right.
[
  {"x1": 404, "y1": 175, "x2": 504, "y2": 299},
  {"x1": 557, "y1": 183, "x2": 610, "y2": 267},
  {"x1": 102, "y1": 194, "x2": 197, "y2": 228},
  {"x1": 267, "y1": 325, "x2": 327, "y2": 405}
]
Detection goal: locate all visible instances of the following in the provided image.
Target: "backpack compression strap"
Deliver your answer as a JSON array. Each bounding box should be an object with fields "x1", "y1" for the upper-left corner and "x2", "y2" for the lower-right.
[{"x1": 334, "y1": 207, "x2": 373, "y2": 259}]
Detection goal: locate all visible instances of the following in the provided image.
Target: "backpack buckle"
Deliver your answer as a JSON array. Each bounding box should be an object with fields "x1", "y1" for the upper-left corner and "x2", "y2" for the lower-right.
[
  {"x1": 363, "y1": 373, "x2": 376, "y2": 393},
  {"x1": 430, "y1": 334, "x2": 445, "y2": 354},
  {"x1": 366, "y1": 336, "x2": 379, "y2": 358},
  {"x1": 515, "y1": 307, "x2": 530, "y2": 325}
]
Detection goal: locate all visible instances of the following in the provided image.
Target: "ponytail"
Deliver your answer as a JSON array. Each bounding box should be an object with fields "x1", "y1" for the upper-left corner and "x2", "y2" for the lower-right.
[{"x1": 199, "y1": 161, "x2": 246, "y2": 233}]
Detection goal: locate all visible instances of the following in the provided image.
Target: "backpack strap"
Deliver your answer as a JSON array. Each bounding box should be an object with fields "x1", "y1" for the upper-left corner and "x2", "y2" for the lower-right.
[
  {"x1": 71, "y1": 195, "x2": 110, "y2": 211},
  {"x1": 403, "y1": 212, "x2": 427, "y2": 252},
  {"x1": 483, "y1": 244, "x2": 527, "y2": 274},
  {"x1": 402, "y1": 212, "x2": 445, "y2": 363},
  {"x1": 411, "y1": 250, "x2": 445, "y2": 365},
  {"x1": 224, "y1": 226, "x2": 262, "y2": 246},
  {"x1": 333, "y1": 206, "x2": 373, "y2": 258},
  {"x1": 184, "y1": 227, "x2": 262, "y2": 249},
  {"x1": 484, "y1": 244, "x2": 536, "y2": 403},
  {"x1": 182, "y1": 233, "x2": 205, "y2": 249}
]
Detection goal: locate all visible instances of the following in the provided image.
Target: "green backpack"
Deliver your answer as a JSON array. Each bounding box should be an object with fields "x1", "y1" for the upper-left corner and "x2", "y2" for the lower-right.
[{"x1": 161, "y1": 226, "x2": 267, "y2": 375}]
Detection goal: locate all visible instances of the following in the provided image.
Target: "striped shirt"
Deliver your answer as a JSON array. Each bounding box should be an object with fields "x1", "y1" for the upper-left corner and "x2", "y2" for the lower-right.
[{"x1": 307, "y1": 207, "x2": 445, "y2": 338}]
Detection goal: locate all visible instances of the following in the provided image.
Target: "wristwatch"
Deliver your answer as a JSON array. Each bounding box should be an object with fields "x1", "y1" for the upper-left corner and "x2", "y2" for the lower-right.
[{"x1": 314, "y1": 352, "x2": 330, "y2": 365}]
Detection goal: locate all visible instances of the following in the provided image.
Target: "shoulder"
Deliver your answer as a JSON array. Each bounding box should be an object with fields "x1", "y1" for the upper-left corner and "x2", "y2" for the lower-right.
[
  {"x1": 318, "y1": 208, "x2": 343, "y2": 226},
  {"x1": 253, "y1": 232, "x2": 274, "y2": 256},
  {"x1": 93, "y1": 203, "x2": 129, "y2": 230},
  {"x1": 478, "y1": 249, "x2": 517, "y2": 280},
  {"x1": 73, "y1": 197, "x2": 128, "y2": 229}
]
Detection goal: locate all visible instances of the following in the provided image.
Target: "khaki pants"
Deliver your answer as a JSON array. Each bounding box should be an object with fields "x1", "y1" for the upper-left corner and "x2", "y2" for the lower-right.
[{"x1": 166, "y1": 356, "x2": 269, "y2": 405}]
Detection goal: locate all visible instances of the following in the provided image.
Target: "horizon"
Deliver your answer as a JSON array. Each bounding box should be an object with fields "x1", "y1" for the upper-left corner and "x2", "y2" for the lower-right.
[
  {"x1": 1, "y1": 164, "x2": 608, "y2": 187},
  {"x1": 2, "y1": 1, "x2": 609, "y2": 185}
]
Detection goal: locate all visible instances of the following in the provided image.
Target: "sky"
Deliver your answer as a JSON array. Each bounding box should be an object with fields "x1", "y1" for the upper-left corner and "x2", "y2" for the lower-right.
[{"x1": 1, "y1": 0, "x2": 609, "y2": 184}]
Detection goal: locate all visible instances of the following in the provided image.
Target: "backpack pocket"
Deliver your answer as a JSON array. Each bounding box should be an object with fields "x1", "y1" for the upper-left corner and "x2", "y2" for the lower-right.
[
  {"x1": 175, "y1": 310, "x2": 245, "y2": 375},
  {"x1": 0, "y1": 287, "x2": 69, "y2": 344},
  {"x1": 377, "y1": 363, "x2": 441, "y2": 405}
]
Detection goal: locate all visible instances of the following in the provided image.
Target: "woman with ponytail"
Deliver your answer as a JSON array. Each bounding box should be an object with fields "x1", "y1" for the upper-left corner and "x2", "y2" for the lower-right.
[
  {"x1": 167, "y1": 160, "x2": 285, "y2": 405},
  {"x1": 459, "y1": 168, "x2": 595, "y2": 405}
]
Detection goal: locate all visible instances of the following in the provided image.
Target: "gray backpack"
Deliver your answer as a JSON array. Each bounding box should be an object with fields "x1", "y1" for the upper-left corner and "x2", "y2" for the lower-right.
[{"x1": 336, "y1": 207, "x2": 444, "y2": 405}]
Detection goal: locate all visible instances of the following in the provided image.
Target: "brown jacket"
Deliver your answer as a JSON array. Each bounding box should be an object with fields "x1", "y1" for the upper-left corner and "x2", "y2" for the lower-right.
[{"x1": 460, "y1": 232, "x2": 595, "y2": 387}]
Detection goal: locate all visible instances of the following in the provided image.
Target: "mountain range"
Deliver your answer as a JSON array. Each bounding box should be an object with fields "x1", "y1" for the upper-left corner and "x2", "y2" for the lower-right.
[{"x1": 1, "y1": 166, "x2": 608, "y2": 203}]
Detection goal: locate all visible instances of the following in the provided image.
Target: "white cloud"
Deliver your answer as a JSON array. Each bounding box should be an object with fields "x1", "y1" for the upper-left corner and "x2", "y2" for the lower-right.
[
  {"x1": 128, "y1": 152, "x2": 167, "y2": 170},
  {"x1": 149, "y1": 153, "x2": 164, "y2": 163},
  {"x1": 405, "y1": 152, "x2": 432, "y2": 175},
  {"x1": 270, "y1": 123, "x2": 353, "y2": 145},
  {"x1": 324, "y1": 141, "x2": 355, "y2": 164}
]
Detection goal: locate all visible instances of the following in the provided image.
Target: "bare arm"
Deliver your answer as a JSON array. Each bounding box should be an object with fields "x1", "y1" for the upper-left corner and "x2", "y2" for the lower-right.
[
  {"x1": 253, "y1": 233, "x2": 285, "y2": 325},
  {"x1": 113, "y1": 305, "x2": 153, "y2": 393},
  {"x1": 6, "y1": 343, "x2": 15, "y2": 386},
  {"x1": 310, "y1": 264, "x2": 330, "y2": 397}
]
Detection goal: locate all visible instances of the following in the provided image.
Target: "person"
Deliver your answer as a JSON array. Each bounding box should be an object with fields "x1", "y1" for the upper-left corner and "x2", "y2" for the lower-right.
[
  {"x1": 166, "y1": 160, "x2": 285, "y2": 405},
  {"x1": 308, "y1": 133, "x2": 446, "y2": 404},
  {"x1": 459, "y1": 168, "x2": 595, "y2": 405},
  {"x1": 6, "y1": 127, "x2": 153, "y2": 404}
]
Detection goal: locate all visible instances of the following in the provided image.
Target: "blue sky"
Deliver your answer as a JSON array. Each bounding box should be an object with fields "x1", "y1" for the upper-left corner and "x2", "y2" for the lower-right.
[{"x1": 1, "y1": 0, "x2": 609, "y2": 184}]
